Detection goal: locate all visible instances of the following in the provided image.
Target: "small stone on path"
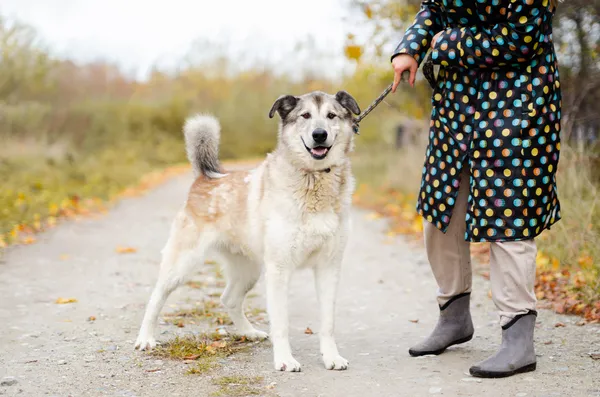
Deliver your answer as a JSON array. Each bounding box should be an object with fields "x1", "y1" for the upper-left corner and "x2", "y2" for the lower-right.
[{"x1": 0, "y1": 377, "x2": 17, "y2": 387}]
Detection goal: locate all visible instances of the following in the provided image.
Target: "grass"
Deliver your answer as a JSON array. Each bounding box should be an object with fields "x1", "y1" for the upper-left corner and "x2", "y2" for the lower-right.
[
  {"x1": 0, "y1": 137, "x2": 188, "y2": 247},
  {"x1": 211, "y1": 376, "x2": 264, "y2": 397},
  {"x1": 186, "y1": 359, "x2": 215, "y2": 375},
  {"x1": 163, "y1": 300, "x2": 232, "y2": 327},
  {"x1": 151, "y1": 333, "x2": 260, "y2": 374},
  {"x1": 353, "y1": 140, "x2": 600, "y2": 322}
]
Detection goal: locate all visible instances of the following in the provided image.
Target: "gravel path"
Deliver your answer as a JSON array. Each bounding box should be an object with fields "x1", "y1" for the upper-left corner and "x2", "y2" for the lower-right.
[{"x1": 1, "y1": 169, "x2": 599, "y2": 397}]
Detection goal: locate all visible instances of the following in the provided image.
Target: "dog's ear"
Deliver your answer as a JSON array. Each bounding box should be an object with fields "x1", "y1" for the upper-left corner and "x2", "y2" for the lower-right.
[
  {"x1": 335, "y1": 90, "x2": 361, "y2": 115},
  {"x1": 269, "y1": 95, "x2": 299, "y2": 119}
]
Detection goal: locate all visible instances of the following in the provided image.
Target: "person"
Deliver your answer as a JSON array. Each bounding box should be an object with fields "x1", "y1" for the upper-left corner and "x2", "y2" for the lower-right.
[{"x1": 390, "y1": 0, "x2": 561, "y2": 378}]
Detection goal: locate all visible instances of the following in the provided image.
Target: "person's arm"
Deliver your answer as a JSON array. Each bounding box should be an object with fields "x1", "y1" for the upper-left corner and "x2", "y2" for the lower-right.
[
  {"x1": 430, "y1": 0, "x2": 548, "y2": 68},
  {"x1": 391, "y1": 0, "x2": 445, "y2": 65}
]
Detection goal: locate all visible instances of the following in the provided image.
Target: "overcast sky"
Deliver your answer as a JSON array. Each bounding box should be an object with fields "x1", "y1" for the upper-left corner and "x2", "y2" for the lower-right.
[{"x1": 1, "y1": 0, "x2": 354, "y2": 80}]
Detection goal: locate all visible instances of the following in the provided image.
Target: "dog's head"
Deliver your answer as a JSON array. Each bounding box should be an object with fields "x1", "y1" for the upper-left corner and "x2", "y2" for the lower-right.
[{"x1": 269, "y1": 90, "x2": 360, "y2": 170}]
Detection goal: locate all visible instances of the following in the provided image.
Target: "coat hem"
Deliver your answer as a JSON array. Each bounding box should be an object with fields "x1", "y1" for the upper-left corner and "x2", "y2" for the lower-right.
[{"x1": 417, "y1": 211, "x2": 562, "y2": 243}]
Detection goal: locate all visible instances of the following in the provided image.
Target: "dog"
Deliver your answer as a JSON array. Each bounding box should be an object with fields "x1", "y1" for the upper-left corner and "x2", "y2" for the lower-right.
[{"x1": 134, "y1": 90, "x2": 361, "y2": 372}]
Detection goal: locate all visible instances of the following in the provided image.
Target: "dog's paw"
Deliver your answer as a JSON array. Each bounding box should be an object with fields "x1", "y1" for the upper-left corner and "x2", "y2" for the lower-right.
[
  {"x1": 274, "y1": 356, "x2": 302, "y2": 372},
  {"x1": 134, "y1": 334, "x2": 157, "y2": 351},
  {"x1": 322, "y1": 354, "x2": 349, "y2": 370},
  {"x1": 241, "y1": 329, "x2": 269, "y2": 341}
]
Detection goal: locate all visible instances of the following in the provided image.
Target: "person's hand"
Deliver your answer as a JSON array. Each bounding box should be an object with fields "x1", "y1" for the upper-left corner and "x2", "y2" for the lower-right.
[
  {"x1": 391, "y1": 54, "x2": 418, "y2": 92},
  {"x1": 431, "y1": 31, "x2": 444, "y2": 49}
]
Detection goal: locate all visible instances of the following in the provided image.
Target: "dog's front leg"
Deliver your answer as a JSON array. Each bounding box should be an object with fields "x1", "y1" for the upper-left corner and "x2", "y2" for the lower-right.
[
  {"x1": 314, "y1": 252, "x2": 348, "y2": 370},
  {"x1": 265, "y1": 262, "x2": 301, "y2": 372}
]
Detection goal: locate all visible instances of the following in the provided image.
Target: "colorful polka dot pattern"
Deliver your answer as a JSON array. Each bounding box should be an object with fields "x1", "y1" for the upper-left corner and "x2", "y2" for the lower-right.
[{"x1": 392, "y1": 0, "x2": 562, "y2": 242}]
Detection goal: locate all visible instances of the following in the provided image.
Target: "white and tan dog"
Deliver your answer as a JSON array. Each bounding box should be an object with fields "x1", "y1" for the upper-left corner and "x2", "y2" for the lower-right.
[{"x1": 134, "y1": 90, "x2": 361, "y2": 371}]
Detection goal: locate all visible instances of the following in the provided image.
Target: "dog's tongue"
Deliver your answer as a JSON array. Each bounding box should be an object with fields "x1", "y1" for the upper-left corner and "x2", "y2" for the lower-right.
[{"x1": 311, "y1": 147, "x2": 328, "y2": 156}]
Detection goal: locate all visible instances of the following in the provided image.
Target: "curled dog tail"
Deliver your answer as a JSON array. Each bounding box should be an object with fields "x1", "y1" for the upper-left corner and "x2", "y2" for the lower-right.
[{"x1": 183, "y1": 114, "x2": 224, "y2": 179}]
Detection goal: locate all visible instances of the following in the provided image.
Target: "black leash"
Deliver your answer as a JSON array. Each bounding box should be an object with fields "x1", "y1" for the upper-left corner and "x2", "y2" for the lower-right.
[{"x1": 352, "y1": 52, "x2": 436, "y2": 135}]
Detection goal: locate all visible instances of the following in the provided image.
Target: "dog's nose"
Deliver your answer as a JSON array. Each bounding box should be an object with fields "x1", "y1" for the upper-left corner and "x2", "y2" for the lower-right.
[{"x1": 312, "y1": 128, "x2": 328, "y2": 144}]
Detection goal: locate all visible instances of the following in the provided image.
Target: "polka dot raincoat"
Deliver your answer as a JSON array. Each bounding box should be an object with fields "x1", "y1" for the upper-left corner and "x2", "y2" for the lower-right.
[{"x1": 392, "y1": 0, "x2": 562, "y2": 242}]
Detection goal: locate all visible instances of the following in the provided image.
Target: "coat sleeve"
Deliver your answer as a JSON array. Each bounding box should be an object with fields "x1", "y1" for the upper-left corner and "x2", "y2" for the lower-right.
[
  {"x1": 390, "y1": 0, "x2": 445, "y2": 65},
  {"x1": 430, "y1": 0, "x2": 548, "y2": 68}
]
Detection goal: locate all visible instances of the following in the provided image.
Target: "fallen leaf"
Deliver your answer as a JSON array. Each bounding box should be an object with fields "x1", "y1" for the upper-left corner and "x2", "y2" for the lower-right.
[
  {"x1": 576, "y1": 321, "x2": 587, "y2": 326},
  {"x1": 554, "y1": 322, "x2": 566, "y2": 328},
  {"x1": 186, "y1": 281, "x2": 204, "y2": 289},
  {"x1": 266, "y1": 382, "x2": 277, "y2": 390},
  {"x1": 479, "y1": 271, "x2": 490, "y2": 280},
  {"x1": 543, "y1": 340, "x2": 553, "y2": 345},
  {"x1": 115, "y1": 246, "x2": 137, "y2": 254},
  {"x1": 589, "y1": 352, "x2": 600, "y2": 360},
  {"x1": 487, "y1": 289, "x2": 492, "y2": 299},
  {"x1": 304, "y1": 327, "x2": 314, "y2": 335},
  {"x1": 24, "y1": 360, "x2": 38, "y2": 364},
  {"x1": 59, "y1": 254, "x2": 70, "y2": 260},
  {"x1": 88, "y1": 316, "x2": 96, "y2": 322},
  {"x1": 55, "y1": 297, "x2": 78, "y2": 304},
  {"x1": 22, "y1": 236, "x2": 36, "y2": 245},
  {"x1": 145, "y1": 368, "x2": 161, "y2": 373},
  {"x1": 365, "y1": 212, "x2": 382, "y2": 220},
  {"x1": 183, "y1": 354, "x2": 201, "y2": 360},
  {"x1": 409, "y1": 319, "x2": 419, "y2": 323},
  {"x1": 176, "y1": 321, "x2": 185, "y2": 328},
  {"x1": 210, "y1": 341, "x2": 228, "y2": 349}
]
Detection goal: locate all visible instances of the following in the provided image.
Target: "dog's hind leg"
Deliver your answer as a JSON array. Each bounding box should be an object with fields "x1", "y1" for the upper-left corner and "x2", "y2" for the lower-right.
[
  {"x1": 219, "y1": 251, "x2": 268, "y2": 340},
  {"x1": 135, "y1": 212, "x2": 205, "y2": 351}
]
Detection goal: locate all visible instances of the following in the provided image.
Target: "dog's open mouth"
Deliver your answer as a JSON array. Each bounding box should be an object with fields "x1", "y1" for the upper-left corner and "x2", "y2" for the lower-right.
[{"x1": 302, "y1": 139, "x2": 331, "y2": 160}]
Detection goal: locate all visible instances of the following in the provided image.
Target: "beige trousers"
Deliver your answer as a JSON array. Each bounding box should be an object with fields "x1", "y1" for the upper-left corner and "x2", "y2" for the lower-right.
[{"x1": 424, "y1": 171, "x2": 537, "y2": 326}]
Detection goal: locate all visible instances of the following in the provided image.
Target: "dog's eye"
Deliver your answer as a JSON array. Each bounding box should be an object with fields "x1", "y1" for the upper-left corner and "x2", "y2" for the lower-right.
[
  {"x1": 301, "y1": 112, "x2": 311, "y2": 119},
  {"x1": 327, "y1": 113, "x2": 337, "y2": 120}
]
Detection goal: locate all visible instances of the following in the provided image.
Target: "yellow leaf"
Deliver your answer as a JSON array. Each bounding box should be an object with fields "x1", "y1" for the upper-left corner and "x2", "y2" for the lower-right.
[
  {"x1": 344, "y1": 44, "x2": 363, "y2": 61},
  {"x1": 22, "y1": 236, "x2": 36, "y2": 245},
  {"x1": 49, "y1": 203, "x2": 59, "y2": 216},
  {"x1": 578, "y1": 255, "x2": 593, "y2": 268},
  {"x1": 364, "y1": 4, "x2": 373, "y2": 19},
  {"x1": 536, "y1": 251, "x2": 550, "y2": 267},
  {"x1": 55, "y1": 297, "x2": 78, "y2": 304},
  {"x1": 411, "y1": 217, "x2": 424, "y2": 233},
  {"x1": 116, "y1": 246, "x2": 137, "y2": 254},
  {"x1": 365, "y1": 212, "x2": 382, "y2": 220}
]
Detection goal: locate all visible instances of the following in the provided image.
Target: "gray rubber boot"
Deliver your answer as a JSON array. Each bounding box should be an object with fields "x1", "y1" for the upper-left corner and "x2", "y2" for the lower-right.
[
  {"x1": 469, "y1": 311, "x2": 537, "y2": 378},
  {"x1": 409, "y1": 293, "x2": 474, "y2": 357}
]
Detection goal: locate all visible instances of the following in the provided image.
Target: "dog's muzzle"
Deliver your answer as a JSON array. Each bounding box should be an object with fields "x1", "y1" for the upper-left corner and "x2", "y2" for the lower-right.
[{"x1": 302, "y1": 131, "x2": 331, "y2": 160}]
